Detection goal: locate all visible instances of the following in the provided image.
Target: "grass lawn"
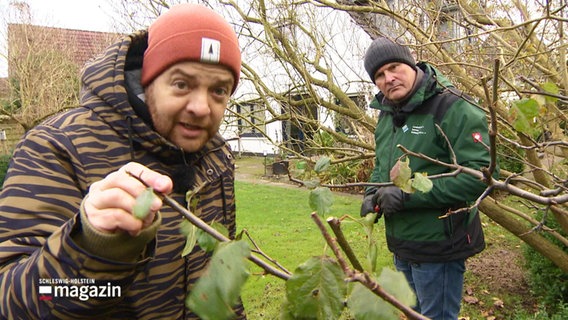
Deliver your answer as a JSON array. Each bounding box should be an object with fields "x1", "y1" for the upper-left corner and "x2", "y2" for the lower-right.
[{"x1": 235, "y1": 180, "x2": 390, "y2": 319}]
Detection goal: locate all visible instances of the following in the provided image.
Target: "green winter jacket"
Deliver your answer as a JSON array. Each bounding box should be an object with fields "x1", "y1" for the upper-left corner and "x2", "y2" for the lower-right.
[
  {"x1": 369, "y1": 62, "x2": 496, "y2": 263},
  {"x1": 0, "y1": 30, "x2": 244, "y2": 319}
]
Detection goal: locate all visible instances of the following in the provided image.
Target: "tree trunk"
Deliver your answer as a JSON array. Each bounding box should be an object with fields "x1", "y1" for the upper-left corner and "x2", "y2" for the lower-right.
[{"x1": 480, "y1": 197, "x2": 568, "y2": 273}]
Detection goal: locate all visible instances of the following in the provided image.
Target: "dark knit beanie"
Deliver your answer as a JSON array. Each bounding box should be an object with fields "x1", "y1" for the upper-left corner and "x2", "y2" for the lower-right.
[
  {"x1": 142, "y1": 4, "x2": 241, "y2": 93},
  {"x1": 364, "y1": 37, "x2": 415, "y2": 81}
]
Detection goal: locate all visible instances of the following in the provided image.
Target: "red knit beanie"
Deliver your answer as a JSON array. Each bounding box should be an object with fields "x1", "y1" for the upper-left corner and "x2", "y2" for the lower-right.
[{"x1": 141, "y1": 4, "x2": 241, "y2": 93}]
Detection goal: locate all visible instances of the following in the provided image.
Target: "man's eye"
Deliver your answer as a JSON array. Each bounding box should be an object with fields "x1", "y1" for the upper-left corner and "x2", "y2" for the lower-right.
[
  {"x1": 213, "y1": 87, "x2": 228, "y2": 96},
  {"x1": 173, "y1": 81, "x2": 188, "y2": 90}
]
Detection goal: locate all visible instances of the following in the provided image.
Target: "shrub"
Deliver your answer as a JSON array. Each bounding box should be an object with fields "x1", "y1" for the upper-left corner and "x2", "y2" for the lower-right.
[
  {"x1": 513, "y1": 302, "x2": 568, "y2": 320},
  {"x1": 497, "y1": 130, "x2": 525, "y2": 173},
  {"x1": 524, "y1": 212, "x2": 568, "y2": 317}
]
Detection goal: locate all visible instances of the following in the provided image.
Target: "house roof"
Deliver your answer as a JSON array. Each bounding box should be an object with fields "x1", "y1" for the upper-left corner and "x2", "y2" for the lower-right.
[{"x1": 7, "y1": 23, "x2": 123, "y2": 74}]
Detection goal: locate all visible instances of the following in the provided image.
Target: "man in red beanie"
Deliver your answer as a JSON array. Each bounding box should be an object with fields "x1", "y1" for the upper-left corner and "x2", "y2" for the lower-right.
[{"x1": 0, "y1": 3, "x2": 245, "y2": 319}]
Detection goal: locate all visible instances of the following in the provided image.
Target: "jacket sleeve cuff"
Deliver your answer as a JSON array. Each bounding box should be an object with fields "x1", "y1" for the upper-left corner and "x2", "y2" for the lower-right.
[{"x1": 72, "y1": 199, "x2": 161, "y2": 263}]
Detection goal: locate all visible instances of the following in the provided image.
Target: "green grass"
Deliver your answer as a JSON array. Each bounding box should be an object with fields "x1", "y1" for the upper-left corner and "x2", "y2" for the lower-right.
[{"x1": 235, "y1": 180, "x2": 390, "y2": 319}]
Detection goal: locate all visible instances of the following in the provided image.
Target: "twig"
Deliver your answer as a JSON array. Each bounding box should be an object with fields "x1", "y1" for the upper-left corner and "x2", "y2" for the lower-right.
[
  {"x1": 487, "y1": 59, "x2": 499, "y2": 178},
  {"x1": 327, "y1": 217, "x2": 364, "y2": 272},
  {"x1": 126, "y1": 171, "x2": 291, "y2": 280},
  {"x1": 241, "y1": 228, "x2": 291, "y2": 275}
]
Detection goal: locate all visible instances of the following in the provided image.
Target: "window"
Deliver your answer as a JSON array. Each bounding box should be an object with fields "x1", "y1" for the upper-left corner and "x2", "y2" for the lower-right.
[{"x1": 234, "y1": 102, "x2": 266, "y2": 137}]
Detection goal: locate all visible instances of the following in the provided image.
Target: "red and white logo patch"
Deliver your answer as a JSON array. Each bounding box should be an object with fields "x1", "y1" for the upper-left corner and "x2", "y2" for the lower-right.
[{"x1": 472, "y1": 132, "x2": 482, "y2": 143}]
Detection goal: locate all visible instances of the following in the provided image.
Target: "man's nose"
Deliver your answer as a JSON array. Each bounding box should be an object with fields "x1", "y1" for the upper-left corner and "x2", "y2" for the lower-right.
[
  {"x1": 384, "y1": 71, "x2": 396, "y2": 82},
  {"x1": 185, "y1": 90, "x2": 211, "y2": 117}
]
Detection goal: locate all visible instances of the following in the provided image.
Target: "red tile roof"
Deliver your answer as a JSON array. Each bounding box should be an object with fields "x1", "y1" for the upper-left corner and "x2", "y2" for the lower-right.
[{"x1": 7, "y1": 24, "x2": 122, "y2": 75}]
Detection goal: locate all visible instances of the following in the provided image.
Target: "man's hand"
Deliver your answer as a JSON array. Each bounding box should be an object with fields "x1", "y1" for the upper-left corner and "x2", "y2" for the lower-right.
[
  {"x1": 360, "y1": 188, "x2": 381, "y2": 219},
  {"x1": 84, "y1": 162, "x2": 173, "y2": 236},
  {"x1": 376, "y1": 186, "x2": 408, "y2": 216}
]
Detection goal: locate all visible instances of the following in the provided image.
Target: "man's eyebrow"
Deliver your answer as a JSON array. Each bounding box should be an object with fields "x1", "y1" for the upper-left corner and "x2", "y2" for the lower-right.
[
  {"x1": 216, "y1": 78, "x2": 234, "y2": 89},
  {"x1": 170, "y1": 67, "x2": 234, "y2": 86}
]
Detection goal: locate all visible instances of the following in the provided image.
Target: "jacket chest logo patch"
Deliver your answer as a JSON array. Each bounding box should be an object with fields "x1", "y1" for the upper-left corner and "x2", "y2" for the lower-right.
[{"x1": 410, "y1": 125, "x2": 426, "y2": 135}]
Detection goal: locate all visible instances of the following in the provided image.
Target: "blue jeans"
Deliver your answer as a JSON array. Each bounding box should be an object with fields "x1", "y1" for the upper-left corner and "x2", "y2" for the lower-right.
[{"x1": 394, "y1": 256, "x2": 466, "y2": 320}]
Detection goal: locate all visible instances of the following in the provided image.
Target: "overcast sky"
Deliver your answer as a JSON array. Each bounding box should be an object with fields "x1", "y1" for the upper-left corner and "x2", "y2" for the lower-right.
[
  {"x1": 1, "y1": 0, "x2": 116, "y2": 32},
  {"x1": 0, "y1": 0, "x2": 118, "y2": 76}
]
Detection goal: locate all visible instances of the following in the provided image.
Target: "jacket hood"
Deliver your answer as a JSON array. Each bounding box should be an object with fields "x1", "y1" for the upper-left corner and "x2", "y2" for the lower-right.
[
  {"x1": 78, "y1": 31, "x2": 226, "y2": 159},
  {"x1": 79, "y1": 31, "x2": 166, "y2": 152},
  {"x1": 370, "y1": 62, "x2": 455, "y2": 113}
]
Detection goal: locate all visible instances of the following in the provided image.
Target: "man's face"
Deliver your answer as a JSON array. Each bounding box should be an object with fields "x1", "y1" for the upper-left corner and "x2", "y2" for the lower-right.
[
  {"x1": 373, "y1": 62, "x2": 417, "y2": 103},
  {"x1": 145, "y1": 61, "x2": 234, "y2": 152}
]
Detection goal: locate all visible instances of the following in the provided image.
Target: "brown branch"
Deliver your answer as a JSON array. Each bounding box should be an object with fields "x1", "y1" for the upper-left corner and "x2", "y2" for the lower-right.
[
  {"x1": 327, "y1": 217, "x2": 364, "y2": 272},
  {"x1": 487, "y1": 59, "x2": 499, "y2": 178},
  {"x1": 127, "y1": 171, "x2": 291, "y2": 281}
]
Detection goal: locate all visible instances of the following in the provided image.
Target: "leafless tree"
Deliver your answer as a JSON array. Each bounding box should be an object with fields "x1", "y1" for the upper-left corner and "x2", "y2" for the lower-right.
[{"x1": 108, "y1": 0, "x2": 568, "y2": 275}]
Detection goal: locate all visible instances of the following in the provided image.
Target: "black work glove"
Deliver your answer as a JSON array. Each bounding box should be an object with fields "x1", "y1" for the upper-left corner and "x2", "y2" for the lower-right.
[
  {"x1": 360, "y1": 188, "x2": 381, "y2": 220},
  {"x1": 376, "y1": 186, "x2": 408, "y2": 216}
]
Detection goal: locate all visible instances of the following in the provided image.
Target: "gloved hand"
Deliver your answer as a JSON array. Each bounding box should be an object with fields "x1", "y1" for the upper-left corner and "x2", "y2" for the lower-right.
[
  {"x1": 376, "y1": 186, "x2": 408, "y2": 216},
  {"x1": 360, "y1": 188, "x2": 381, "y2": 220}
]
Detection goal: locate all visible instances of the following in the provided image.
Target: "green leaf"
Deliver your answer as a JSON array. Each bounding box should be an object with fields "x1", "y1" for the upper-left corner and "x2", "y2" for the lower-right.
[
  {"x1": 515, "y1": 98, "x2": 540, "y2": 117},
  {"x1": 530, "y1": 93, "x2": 546, "y2": 108},
  {"x1": 304, "y1": 179, "x2": 321, "y2": 190},
  {"x1": 348, "y1": 282, "x2": 398, "y2": 320},
  {"x1": 132, "y1": 187, "x2": 155, "y2": 220},
  {"x1": 411, "y1": 172, "x2": 433, "y2": 193},
  {"x1": 390, "y1": 158, "x2": 412, "y2": 193},
  {"x1": 185, "y1": 189, "x2": 200, "y2": 211},
  {"x1": 309, "y1": 187, "x2": 334, "y2": 217},
  {"x1": 377, "y1": 268, "x2": 416, "y2": 307},
  {"x1": 180, "y1": 219, "x2": 197, "y2": 257},
  {"x1": 541, "y1": 81, "x2": 559, "y2": 105},
  {"x1": 186, "y1": 240, "x2": 251, "y2": 320},
  {"x1": 285, "y1": 256, "x2": 346, "y2": 319},
  {"x1": 367, "y1": 242, "x2": 378, "y2": 273},
  {"x1": 196, "y1": 229, "x2": 217, "y2": 252},
  {"x1": 314, "y1": 157, "x2": 331, "y2": 174},
  {"x1": 279, "y1": 301, "x2": 297, "y2": 320},
  {"x1": 509, "y1": 98, "x2": 539, "y2": 134},
  {"x1": 361, "y1": 213, "x2": 378, "y2": 229},
  {"x1": 348, "y1": 268, "x2": 415, "y2": 320},
  {"x1": 196, "y1": 222, "x2": 229, "y2": 253},
  {"x1": 280, "y1": 300, "x2": 315, "y2": 320}
]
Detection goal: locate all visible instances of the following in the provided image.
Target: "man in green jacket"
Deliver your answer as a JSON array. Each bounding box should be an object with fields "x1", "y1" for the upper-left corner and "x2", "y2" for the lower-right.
[
  {"x1": 0, "y1": 4, "x2": 245, "y2": 319},
  {"x1": 360, "y1": 37, "x2": 496, "y2": 320}
]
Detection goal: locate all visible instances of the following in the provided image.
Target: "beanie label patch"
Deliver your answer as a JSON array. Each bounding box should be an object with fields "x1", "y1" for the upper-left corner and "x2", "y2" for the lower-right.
[{"x1": 201, "y1": 38, "x2": 221, "y2": 64}]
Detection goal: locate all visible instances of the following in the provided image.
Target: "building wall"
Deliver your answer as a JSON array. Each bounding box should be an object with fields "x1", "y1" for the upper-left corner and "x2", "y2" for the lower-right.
[{"x1": 221, "y1": 100, "x2": 339, "y2": 156}]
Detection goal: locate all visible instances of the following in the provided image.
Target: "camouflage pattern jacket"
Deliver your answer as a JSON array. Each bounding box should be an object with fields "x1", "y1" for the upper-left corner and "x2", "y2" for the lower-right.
[{"x1": 0, "y1": 30, "x2": 244, "y2": 319}]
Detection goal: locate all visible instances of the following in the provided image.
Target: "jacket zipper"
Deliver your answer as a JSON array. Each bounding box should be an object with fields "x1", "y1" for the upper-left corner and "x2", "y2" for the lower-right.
[{"x1": 387, "y1": 124, "x2": 398, "y2": 238}]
